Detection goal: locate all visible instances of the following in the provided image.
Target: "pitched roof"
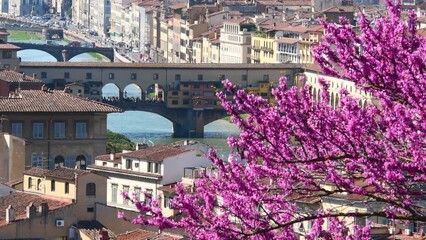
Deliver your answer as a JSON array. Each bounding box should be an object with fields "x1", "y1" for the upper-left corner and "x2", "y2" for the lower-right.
[
  {"x1": 23, "y1": 167, "x2": 50, "y2": 178},
  {"x1": 24, "y1": 167, "x2": 90, "y2": 180},
  {"x1": 169, "y1": 3, "x2": 187, "y2": 10},
  {"x1": 418, "y1": 27, "x2": 426, "y2": 37},
  {"x1": 0, "y1": 192, "x2": 72, "y2": 226},
  {"x1": 0, "y1": 90, "x2": 122, "y2": 113},
  {"x1": 0, "y1": 70, "x2": 41, "y2": 83},
  {"x1": 0, "y1": 43, "x2": 21, "y2": 50},
  {"x1": 95, "y1": 152, "x2": 124, "y2": 163},
  {"x1": 121, "y1": 145, "x2": 191, "y2": 162},
  {"x1": 116, "y1": 229, "x2": 179, "y2": 240},
  {"x1": 44, "y1": 167, "x2": 90, "y2": 180},
  {"x1": 323, "y1": 6, "x2": 355, "y2": 13}
]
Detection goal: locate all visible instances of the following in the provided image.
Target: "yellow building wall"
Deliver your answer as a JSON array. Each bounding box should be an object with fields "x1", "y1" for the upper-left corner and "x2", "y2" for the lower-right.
[
  {"x1": 23, "y1": 175, "x2": 46, "y2": 194},
  {"x1": 44, "y1": 178, "x2": 76, "y2": 200}
]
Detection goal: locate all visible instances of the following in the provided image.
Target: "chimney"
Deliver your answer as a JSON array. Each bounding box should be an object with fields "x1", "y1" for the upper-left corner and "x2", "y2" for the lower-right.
[
  {"x1": 110, "y1": 153, "x2": 114, "y2": 161},
  {"x1": 26, "y1": 202, "x2": 36, "y2": 219},
  {"x1": 6, "y1": 205, "x2": 15, "y2": 223},
  {"x1": 32, "y1": 73, "x2": 36, "y2": 78},
  {"x1": 38, "y1": 202, "x2": 48, "y2": 217},
  {"x1": 136, "y1": 143, "x2": 148, "y2": 150},
  {"x1": 100, "y1": 229, "x2": 110, "y2": 240},
  {"x1": 41, "y1": 84, "x2": 48, "y2": 92}
]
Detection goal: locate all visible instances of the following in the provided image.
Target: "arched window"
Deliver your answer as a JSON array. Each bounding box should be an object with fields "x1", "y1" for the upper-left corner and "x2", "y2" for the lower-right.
[
  {"x1": 37, "y1": 179, "x2": 41, "y2": 190},
  {"x1": 76, "y1": 155, "x2": 86, "y2": 170},
  {"x1": 86, "y1": 183, "x2": 96, "y2": 196},
  {"x1": 65, "y1": 182, "x2": 69, "y2": 194},
  {"x1": 54, "y1": 155, "x2": 65, "y2": 168},
  {"x1": 28, "y1": 177, "x2": 33, "y2": 189},
  {"x1": 51, "y1": 180, "x2": 56, "y2": 192}
]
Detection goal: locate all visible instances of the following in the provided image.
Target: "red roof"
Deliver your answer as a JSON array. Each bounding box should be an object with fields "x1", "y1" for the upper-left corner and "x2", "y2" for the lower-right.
[
  {"x1": 121, "y1": 145, "x2": 191, "y2": 162},
  {"x1": 0, "y1": 70, "x2": 41, "y2": 83},
  {"x1": 276, "y1": 37, "x2": 300, "y2": 44},
  {"x1": 0, "y1": 192, "x2": 72, "y2": 226},
  {"x1": 0, "y1": 43, "x2": 20, "y2": 50},
  {"x1": 0, "y1": 90, "x2": 122, "y2": 113},
  {"x1": 169, "y1": 3, "x2": 187, "y2": 10}
]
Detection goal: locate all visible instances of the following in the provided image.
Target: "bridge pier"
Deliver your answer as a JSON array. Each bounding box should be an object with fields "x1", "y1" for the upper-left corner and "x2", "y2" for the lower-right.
[
  {"x1": 173, "y1": 110, "x2": 205, "y2": 138},
  {"x1": 61, "y1": 50, "x2": 68, "y2": 62}
]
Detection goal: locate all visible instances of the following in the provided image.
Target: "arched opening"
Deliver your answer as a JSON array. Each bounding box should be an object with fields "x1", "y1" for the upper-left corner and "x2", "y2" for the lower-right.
[
  {"x1": 123, "y1": 84, "x2": 143, "y2": 102},
  {"x1": 54, "y1": 155, "x2": 64, "y2": 168},
  {"x1": 18, "y1": 49, "x2": 57, "y2": 62},
  {"x1": 102, "y1": 83, "x2": 121, "y2": 102},
  {"x1": 145, "y1": 84, "x2": 164, "y2": 103},
  {"x1": 68, "y1": 52, "x2": 109, "y2": 62},
  {"x1": 107, "y1": 111, "x2": 173, "y2": 136},
  {"x1": 335, "y1": 94, "x2": 340, "y2": 108},
  {"x1": 37, "y1": 179, "x2": 42, "y2": 190},
  {"x1": 76, "y1": 155, "x2": 86, "y2": 170},
  {"x1": 362, "y1": 100, "x2": 367, "y2": 109},
  {"x1": 312, "y1": 88, "x2": 317, "y2": 102},
  {"x1": 330, "y1": 92, "x2": 335, "y2": 108},
  {"x1": 28, "y1": 177, "x2": 33, "y2": 189}
]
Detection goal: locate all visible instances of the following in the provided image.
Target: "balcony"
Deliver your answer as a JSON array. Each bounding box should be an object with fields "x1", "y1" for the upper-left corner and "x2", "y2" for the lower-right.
[
  {"x1": 261, "y1": 46, "x2": 273, "y2": 52},
  {"x1": 252, "y1": 46, "x2": 261, "y2": 51}
]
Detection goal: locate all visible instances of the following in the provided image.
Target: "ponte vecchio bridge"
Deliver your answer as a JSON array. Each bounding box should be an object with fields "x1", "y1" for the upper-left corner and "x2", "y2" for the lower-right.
[{"x1": 20, "y1": 62, "x2": 303, "y2": 137}]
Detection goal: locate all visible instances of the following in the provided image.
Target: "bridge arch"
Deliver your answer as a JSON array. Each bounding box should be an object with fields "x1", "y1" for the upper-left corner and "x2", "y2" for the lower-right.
[
  {"x1": 18, "y1": 49, "x2": 57, "y2": 62},
  {"x1": 102, "y1": 83, "x2": 121, "y2": 101},
  {"x1": 146, "y1": 83, "x2": 165, "y2": 102},
  {"x1": 68, "y1": 52, "x2": 111, "y2": 62},
  {"x1": 123, "y1": 84, "x2": 144, "y2": 102}
]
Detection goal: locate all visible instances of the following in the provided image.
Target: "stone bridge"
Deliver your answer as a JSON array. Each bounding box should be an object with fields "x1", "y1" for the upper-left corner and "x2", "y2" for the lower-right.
[
  {"x1": 13, "y1": 42, "x2": 114, "y2": 62},
  {"x1": 104, "y1": 101, "x2": 229, "y2": 138}
]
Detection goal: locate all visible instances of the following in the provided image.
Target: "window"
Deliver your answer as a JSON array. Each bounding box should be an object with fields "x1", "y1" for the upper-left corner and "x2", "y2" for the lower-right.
[
  {"x1": 197, "y1": 74, "x2": 203, "y2": 80},
  {"x1": 109, "y1": 73, "x2": 114, "y2": 79},
  {"x1": 51, "y1": 180, "x2": 56, "y2": 192},
  {"x1": 113, "y1": 163, "x2": 118, "y2": 167},
  {"x1": 2, "y1": 50, "x2": 12, "y2": 59},
  {"x1": 11, "y1": 122, "x2": 22, "y2": 137},
  {"x1": 164, "y1": 196, "x2": 173, "y2": 208},
  {"x1": 153, "y1": 74, "x2": 158, "y2": 80},
  {"x1": 75, "y1": 122, "x2": 87, "y2": 139},
  {"x1": 87, "y1": 207, "x2": 94, "y2": 212},
  {"x1": 40, "y1": 72, "x2": 47, "y2": 79},
  {"x1": 134, "y1": 162, "x2": 139, "y2": 168},
  {"x1": 28, "y1": 177, "x2": 33, "y2": 189},
  {"x1": 111, "y1": 184, "x2": 118, "y2": 203},
  {"x1": 154, "y1": 163, "x2": 161, "y2": 174},
  {"x1": 32, "y1": 122, "x2": 44, "y2": 139},
  {"x1": 86, "y1": 183, "x2": 96, "y2": 196},
  {"x1": 102, "y1": 162, "x2": 107, "y2": 166},
  {"x1": 147, "y1": 162, "x2": 152, "y2": 172},
  {"x1": 123, "y1": 186, "x2": 129, "y2": 204},
  {"x1": 86, "y1": 73, "x2": 92, "y2": 79},
  {"x1": 263, "y1": 75, "x2": 269, "y2": 81},
  {"x1": 126, "y1": 159, "x2": 132, "y2": 169},
  {"x1": 76, "y1": 155, "x2": 86, "y2": 169},
  {"x1": 54, "y1": 122, "x2": 65, "y2": 139},
  {"x1": 144, "y1": 189, "x2": 153, "y2": 204},
  {"x1": 175, "y1": 74, "x2": 181, "y2": 81},
  {"x1": 183, "y1": 99, "x2": 190, "y2": 105},
  {"x1": 64, "y1": 72, "x2": 70, "y2": 79},
  {"x1": 37, "y1": 179, "x2": 41, "y2": 190},
  {"x1": 134, "y1": 187, "x2": 141, "y2": 201},
  {"x1": 31, "y1": 153, "x2": 43, "y2": 167},
  {"x1": 54, "y1": 155, "x2": 64, "y2": 168},
  {"x1": 65, "y1": 182, "x2": 69, "y2": 194},
  {"x1": 183, "y1": 91, "x2": 189, "y2": 96},
  {"x1": 172, "y1": 100, "x2": 178, "y2": 105},
  {"x1": 131, "y1": 73, "x2": 137, "y2": 80},
  {"x1": 172, "y1": 91, "x2": 178, "y2": 96},
  {"x1": 242, "y1": 74, "x2": 247, "y2": 81}
]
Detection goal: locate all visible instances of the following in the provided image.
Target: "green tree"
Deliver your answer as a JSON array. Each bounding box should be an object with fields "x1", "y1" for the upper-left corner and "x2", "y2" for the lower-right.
[{"x1": 106, "y1": 130, "x2": 135, "y2": 154}]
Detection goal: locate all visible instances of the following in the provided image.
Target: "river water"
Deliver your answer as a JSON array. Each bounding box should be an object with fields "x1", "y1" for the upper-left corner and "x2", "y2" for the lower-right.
[{"x1": 17, "y1": 44, "x2": 240, "y2": 157}]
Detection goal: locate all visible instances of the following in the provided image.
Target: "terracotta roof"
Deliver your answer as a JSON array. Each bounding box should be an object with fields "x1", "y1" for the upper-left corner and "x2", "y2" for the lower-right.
[
  {"x1": 0, "y1": 90, "x2": 122, "y2": 113},
  {"x1": 95, "y1": 152, "x2": 124, "y2": 163},
  {"x1": 323, "y1": 6, "x2": 354, "y2": 13},
  {"x1": 0, "y1": 70, "x2": 41, "y2": 83},
  {"x1": 169, "y1": 3, "x2": 187, "y2": 10},
  {"x1": 418, "y1": 27, "x2": 426, "y2": 37},
  {"x1": 225, "y1": 17, "x2": 254, "y2": 25},
  {"x1": 88, "y1": 165, "x2": 162, "y2": 179},
  {"x1": 282, "y1": 0, "x2": 312, "y2": 6},
  {"x1": 77, "y1": 220, "x2": 116, "y2": 239},
  {"x1": 0, "y1": 192, "x2": 72, "y2": 226},
  {"x1": 4, "y1": 177, "x2": 23, "y2": 188},
  {"x1": 116, "y1": 229, "x2": 179, "y2": 240},
  {"x1": 23, "y1": 168, "x2": 49, "y2": 177},
  {"x1": 276, "y1": 37, "x2": 300, "y2": 44},
  {"x1": 44, "y1": 167, "x2": 89, "y2": 180},
  {"x1": 0, "y1": 43, "x2": 20, "y2": 50},
  {"x1": 418, "y1": 17, "x2": 426, "y2": 23},
  {"x1": 121, "y1": 145, "x2": 191, "y2": 162},
  {"x1": 158, "y1": 183, "x2": 177, "y2": 194}
]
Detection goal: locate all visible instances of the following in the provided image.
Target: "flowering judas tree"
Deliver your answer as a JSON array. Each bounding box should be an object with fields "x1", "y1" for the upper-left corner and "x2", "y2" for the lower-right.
[{"x1": 120, "y1": 2, "x2": 426, "y2": 239}]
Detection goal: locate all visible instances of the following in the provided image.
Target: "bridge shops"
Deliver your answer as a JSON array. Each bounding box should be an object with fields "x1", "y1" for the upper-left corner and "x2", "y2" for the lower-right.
[{"x1": 20, "y1": 62, "x2": 303, "y2": 137}]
